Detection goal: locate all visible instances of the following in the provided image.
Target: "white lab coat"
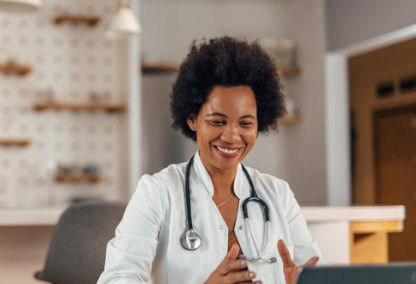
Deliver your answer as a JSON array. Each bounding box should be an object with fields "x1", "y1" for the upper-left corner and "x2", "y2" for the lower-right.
[{"x1": 98, "y1": 151, "x2": 325, "y2": 284}]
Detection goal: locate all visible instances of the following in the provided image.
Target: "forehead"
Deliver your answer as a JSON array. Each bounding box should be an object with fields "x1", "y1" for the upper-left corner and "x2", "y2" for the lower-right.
[{"x1": 201, "y1": 85, "x2": 257, "y2": 115}]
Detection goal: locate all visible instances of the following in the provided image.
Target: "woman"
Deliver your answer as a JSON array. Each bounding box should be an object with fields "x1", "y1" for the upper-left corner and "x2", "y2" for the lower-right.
[{"x1": 98, "y1": 36, "x2": 324, "y2": 284}]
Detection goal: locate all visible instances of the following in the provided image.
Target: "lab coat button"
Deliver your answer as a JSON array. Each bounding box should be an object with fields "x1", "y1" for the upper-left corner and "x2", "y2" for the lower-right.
[
  {"x1": 238, "y1": 225, "x2": 243, "y2": 230},
  {"x1": 219, "y1": 225, "x2": 224, "y2": 230}
]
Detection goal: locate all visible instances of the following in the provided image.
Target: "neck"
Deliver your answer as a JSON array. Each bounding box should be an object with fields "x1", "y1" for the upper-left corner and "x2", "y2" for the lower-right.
[{"x1": 199, "y1": 154, "x2": 238, "y2": 198}]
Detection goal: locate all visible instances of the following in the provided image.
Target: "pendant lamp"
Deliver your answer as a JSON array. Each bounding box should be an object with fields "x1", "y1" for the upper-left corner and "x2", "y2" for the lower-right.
[
  {"x1": 0, "y1": 0, "x2": 42, "y2": 13},
  {"x1": 109, "y1": 0, "x2": 142, "y2": 37}
]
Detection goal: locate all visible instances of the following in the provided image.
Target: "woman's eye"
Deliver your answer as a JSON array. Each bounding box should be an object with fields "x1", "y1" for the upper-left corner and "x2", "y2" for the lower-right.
[
  {"x1": 240, "y1": 122, "x2": 253, "y2": 127},
  {"x1": 209, "y1": 120, "x2": 225, "y2": 125}
]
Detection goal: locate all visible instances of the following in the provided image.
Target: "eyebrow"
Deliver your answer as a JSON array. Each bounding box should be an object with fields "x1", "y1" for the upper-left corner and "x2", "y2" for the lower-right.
[{"x1": 205, "y1": 113, "x2": 255, "y2": 119}]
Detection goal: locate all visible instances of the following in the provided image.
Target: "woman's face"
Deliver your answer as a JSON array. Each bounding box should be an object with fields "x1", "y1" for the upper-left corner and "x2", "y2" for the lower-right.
[{"x1": 187, "y1": 85, "x2": 258, "y2": 172}]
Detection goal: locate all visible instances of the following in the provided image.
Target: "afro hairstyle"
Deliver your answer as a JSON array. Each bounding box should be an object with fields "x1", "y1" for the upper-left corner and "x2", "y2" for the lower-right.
[{"x1": 170, "y1": 36, "x2": 286, "y2": 141}]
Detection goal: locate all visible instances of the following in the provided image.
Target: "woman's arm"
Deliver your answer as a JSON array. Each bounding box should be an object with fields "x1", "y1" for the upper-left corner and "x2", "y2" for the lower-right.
[
  {"x1": 97, "y1": 175, "x2": 165, "y2": 283},
  {"x1": 283, "y1": 181, "x2": 326, "y2": 266}
]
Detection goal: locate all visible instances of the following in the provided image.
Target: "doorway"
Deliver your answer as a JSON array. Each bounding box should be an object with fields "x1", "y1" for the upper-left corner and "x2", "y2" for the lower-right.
[{"x1": 349, "y1": 37, "x2": 416, "y2": 261}]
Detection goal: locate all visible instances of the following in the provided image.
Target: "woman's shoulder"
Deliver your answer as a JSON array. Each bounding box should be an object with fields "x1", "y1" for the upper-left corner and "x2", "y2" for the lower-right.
[
  {"x1": 137, "y1": 161, "x2": 188, "y2": 194},
  {"x1": 243, "y1": 165, "x2": 293, "y2": 199}
]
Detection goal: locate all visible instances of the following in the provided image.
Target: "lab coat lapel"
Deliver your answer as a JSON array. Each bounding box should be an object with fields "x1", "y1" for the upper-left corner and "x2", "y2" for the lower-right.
[{"x1": 192, "y1": 151, "x2": 251, "y2": 200}]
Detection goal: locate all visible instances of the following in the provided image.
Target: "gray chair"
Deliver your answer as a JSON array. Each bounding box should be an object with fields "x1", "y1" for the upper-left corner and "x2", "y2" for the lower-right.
[{"x1": 34, "y1": 201, "x2": 125, "y2": 284}]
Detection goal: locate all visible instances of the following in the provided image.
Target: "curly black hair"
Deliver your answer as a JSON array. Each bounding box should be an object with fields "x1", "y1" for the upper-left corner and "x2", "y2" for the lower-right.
[{"x1": 170, "y1": 36, "x2": 286, "y2": 141}]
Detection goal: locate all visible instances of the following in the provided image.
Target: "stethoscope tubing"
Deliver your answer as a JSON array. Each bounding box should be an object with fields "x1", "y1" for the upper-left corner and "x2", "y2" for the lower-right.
[{"x1": 183, "y1": 155, "x2": 271, "y2": 237}]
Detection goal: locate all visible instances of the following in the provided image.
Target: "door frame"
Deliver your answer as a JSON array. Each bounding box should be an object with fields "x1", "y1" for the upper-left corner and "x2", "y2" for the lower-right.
[{"x1": 325, "y1": 24, "x2": 416, "y2": 205}]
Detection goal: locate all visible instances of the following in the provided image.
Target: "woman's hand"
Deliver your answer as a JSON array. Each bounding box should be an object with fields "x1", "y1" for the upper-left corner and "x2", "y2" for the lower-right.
[
  {"x1": 204, "y1": 244, "x2": 262, "y2": 284},
  {"x1": 277, "y1": 240, "x2": 319, "y2": 284}
]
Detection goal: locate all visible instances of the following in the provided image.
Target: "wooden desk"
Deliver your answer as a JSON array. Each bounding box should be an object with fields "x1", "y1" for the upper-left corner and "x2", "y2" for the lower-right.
[{"x1": 303, "y1": 206, "x2": 405, "y2": 264}]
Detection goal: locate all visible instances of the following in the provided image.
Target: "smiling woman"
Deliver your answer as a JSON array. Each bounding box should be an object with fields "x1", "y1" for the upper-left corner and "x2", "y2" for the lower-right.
[{"x1": 98, "y1": 36, "x2": 325, "y2": 284}]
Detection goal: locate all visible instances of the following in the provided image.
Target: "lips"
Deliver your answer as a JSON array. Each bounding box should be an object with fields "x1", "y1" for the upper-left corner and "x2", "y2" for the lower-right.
[{"x1": 213, "y1": 145, "x2": 243, "y2": 158}]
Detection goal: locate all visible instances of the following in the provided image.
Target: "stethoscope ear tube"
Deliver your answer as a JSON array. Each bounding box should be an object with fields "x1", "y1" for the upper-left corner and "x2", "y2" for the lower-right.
[
  {"x1": 241, "y1": 164, "x2": 270, "y2": 222},
  {"x1": 242, "y1": 196, "x2": 270, "y2": 222}
]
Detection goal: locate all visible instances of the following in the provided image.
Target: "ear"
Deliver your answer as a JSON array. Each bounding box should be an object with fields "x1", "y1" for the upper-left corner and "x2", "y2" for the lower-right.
[{"x1": 186, "y1": 114, "x2": 197, "y2": 132}]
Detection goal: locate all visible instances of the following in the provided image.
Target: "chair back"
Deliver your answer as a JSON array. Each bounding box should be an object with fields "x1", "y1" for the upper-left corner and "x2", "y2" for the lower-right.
[{"x1": 34, "y1": 201, "x2": 125, "y2": 284}]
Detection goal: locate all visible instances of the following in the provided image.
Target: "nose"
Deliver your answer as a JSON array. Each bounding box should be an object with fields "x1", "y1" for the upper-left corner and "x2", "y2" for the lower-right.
[{"x1": 221, "y1": 123, "x2": 241, "y2": 143}]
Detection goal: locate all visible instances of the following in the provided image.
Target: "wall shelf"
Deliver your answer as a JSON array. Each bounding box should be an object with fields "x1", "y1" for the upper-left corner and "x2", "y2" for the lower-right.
[
  {"x1": 53, "y1": 14, "x2": 101, "y2": 26},
  {"x1": 56, "y1": 173, "x2": 101, "y2": 183},
  {"x1": 33, "y1": 102, "x2": 126, "y2": 113},
  {"x1": 279, "y1": 114, "x2": 301, "y2": 124},
  {"x1": 142, "y1": 63, "x2": 180, "y2": 74},
  {"x1": 0, "y1": 62, "x2": 32, "y2": 76},
  {"x1": 0, "y1": 138, "x2": 31, "y2": 147},
  {"x1": 141, "y1": 63, "x2": 300, "y2": 76},
  {"x1": 278, "y1": 65, "x2": 300, "y2": 76}
]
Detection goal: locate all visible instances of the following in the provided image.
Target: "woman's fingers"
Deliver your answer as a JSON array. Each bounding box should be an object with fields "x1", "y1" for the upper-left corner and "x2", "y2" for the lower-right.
[
  {"x1": 222, "y1": 258, "x2": 248, "y2": 274},
  {"x1": 224, "y1": 269, "x2": 257, "y2": 283},
  {"x1": 226, "y1": 243, "x2": 240, "y2": 261},
  {"x1": 277, "y1": 239, "x2": 295, "y2": 268},
  {"x1": 300, "y1": 256, "x2": 319, "y2": 268},
  {"x1": 219, "y1": 244, "x2": 247, "y2": 275}
]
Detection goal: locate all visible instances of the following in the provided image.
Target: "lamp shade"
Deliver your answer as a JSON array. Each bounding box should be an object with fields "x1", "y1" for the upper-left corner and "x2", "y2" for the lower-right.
[
  {"x1": 109, "y1": 1, "x2": 142, "y2": 36},
  {"x1": 0, "y1": 0, "x2": 42, "y2": 12}
]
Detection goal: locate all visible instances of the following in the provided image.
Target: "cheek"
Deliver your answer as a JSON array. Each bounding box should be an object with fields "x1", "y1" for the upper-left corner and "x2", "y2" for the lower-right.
[
  {"x1": 196, "y1": 127, "x2": 221, "y2": 145},
  {"x1": 242, "y1": 129, "x2": 257, "y2": 145}
]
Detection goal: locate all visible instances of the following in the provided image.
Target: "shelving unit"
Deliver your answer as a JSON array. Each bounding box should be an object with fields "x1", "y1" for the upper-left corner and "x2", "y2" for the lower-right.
[
  {"x1": 0, "y1": 138, "x2": 31, "y2": 147},
  {"x1": 53, "y1": 14, "x2": 101, "y2": 26},
  {"x1": 141, "y1": 62, "x2": 300, "y2": 76},
  {"x1": 33, "y1": 102, "x2": 126, "y2": 113},
  {"x1": 279, "y1": 114, "x2": 301, "y2": 124},
  {"x1": 278, "y1": 65, "x2": 300, "y2": 76},
  {"x1": 56, "y1": 173, "x2": 102, "y2": 183},
  {"x1": 142, "y1": 63, "x2": 180, "y2": 74},
  {"x1": 0, "y1": 62, "x2": 32, "y2": 76}
]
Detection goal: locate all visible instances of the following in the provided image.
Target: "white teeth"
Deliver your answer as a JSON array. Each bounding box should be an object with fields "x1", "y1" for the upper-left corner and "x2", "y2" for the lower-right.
[{"x1": 216, "y1": 146, "x2": 239, "y2": 154}]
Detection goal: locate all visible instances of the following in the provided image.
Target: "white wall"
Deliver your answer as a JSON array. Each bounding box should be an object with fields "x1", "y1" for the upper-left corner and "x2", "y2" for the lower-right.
[
  {"x1": 326, "y1": 0, "x2": 416, "y2": 51},
  {"x1": 140, "y1": 0, "x2": 327, "y2": 205}
]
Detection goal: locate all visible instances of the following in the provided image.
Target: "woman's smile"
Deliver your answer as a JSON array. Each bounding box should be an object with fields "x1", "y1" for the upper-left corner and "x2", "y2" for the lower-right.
[{"x1": 213, "y1": 144, "x2": 244, "y2": 159}]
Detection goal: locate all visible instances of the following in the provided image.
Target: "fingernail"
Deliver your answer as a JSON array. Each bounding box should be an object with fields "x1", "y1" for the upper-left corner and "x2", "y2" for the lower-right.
[
  {"x1": 249, "y1": 272, "x2": 255, "y2": 278},
  {"x1": 256, "y1": 281, "x2": 262, "y2": 284},
  {"x1": 241, "y1": 260, "x2": 246, "y2": 266}
]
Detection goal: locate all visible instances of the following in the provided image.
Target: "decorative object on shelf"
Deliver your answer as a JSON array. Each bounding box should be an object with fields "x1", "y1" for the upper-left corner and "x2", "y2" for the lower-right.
[
  {"x1": 259, "y1": 38, "x2": 297, "y2": 67},
  {"x1": 54, "y1": 13, "x2": 101, "y2": 27},
  {"x1": 278, "y1": 96, "x2": 301, "y2": 124},
  {"x1": 0, "y1": 138, "x2": 31, "y2": 147},
  {"x1": 83, "y1": 164, "x2": 99, "y2": 175},
  {"x1": 56, "y1": 162, "x2": 101, "y2": 183},
  {"x1": 33, "y1": 101, "x2": 126, "y2": 113},
  {"x1": 285, "y1": 96, "x2": 296, "y2": 116},
  {"x1": 0, "y1": 0, "x2": 42, "y2": 13},
  {"x1": 37, "y1": 158, "x2": 58, "y2": 182},
  {"x1": 108, "y1": 0, "x2": 142, "y2": 37},
  {"x1": 0, "y1": 59, "x2": 32, "y2": 76}
]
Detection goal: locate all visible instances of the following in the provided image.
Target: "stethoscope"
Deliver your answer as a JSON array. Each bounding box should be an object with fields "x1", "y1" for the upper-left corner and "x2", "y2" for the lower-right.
[{"x1": 180, "y1": 156, "x2": 277, "y2": 264}]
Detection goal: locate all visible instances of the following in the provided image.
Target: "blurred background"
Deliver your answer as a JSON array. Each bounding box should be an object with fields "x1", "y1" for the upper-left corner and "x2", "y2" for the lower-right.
[{"x1": 0, "y1": 0, "x2": 415, "y2": 282}]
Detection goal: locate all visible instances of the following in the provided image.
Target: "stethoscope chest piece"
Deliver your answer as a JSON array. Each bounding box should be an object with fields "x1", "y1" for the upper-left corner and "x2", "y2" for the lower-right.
[{"x1": 181, "y1": 229, "x2": 202, "y2": 250}]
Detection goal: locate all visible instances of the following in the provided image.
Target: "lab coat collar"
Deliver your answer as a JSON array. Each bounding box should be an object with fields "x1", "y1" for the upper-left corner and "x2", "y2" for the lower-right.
[{"x1": 193, "y1": 151, "x2": 250, "y2": 200}]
